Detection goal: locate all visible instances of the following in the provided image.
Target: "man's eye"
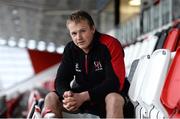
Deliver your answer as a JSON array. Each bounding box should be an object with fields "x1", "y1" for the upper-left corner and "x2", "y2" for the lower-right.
[
  {"x1": 71, "y1": 32, "x2": 76, "y2": 36},
  {"x1": 81, "y1": 29, "x2": 86, "y2": 32}
]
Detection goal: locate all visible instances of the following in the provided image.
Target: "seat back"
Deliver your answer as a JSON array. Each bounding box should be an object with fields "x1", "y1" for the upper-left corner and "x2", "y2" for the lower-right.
[
  {"x1": 146, "y1": 35, "x2": 158, "y2": 55},
  {"x1": 161, "y1": 48, "x2": 180, "y2": 118},
  {"x1": 154, "y1": 28, "x2": 171, "y2": 50},
  {"x1": 139, "y1": 39, "x2": 149, "y2": 58},
  {"x1": 127, "y1": 59, "x2": 139, "y2": 83},
  {"x1": 140, "y1": 49, "x2": 171, "y2": 118},
  {"x1": 128, "y1": 55, "x2": 150, "y2": 102},
  {"x1": 131, "y1": 42, "x2": 142, "y2": 62},
  {"x1": 163, "y1": 27, "x2": 180, "y2": 51}
]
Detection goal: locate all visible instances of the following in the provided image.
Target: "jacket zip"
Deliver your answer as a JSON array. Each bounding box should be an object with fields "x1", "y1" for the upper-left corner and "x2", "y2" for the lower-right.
[{"x1": 85, "y1": 54, "x2": 88, "y2": 74}]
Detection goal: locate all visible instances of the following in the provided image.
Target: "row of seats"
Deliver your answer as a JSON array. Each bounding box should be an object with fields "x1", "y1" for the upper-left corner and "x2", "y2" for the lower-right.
[
  {"x1": 128, "y1": 49, "x2": 172, "y2": 118},
  {"x1": 128, "y1": 48, "x2": 180, "y2": 118},
  {"x1": 124, "y1": 22, "x2": 180, "y2": 76},
  {"x1": 126, "y1": 21, "x2": 180, "y2": 118}
]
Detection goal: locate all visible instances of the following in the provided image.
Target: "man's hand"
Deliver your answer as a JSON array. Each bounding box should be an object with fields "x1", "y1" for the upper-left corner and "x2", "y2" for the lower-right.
[
  {"x1": 62, "y1": 91, "x2": 90, "y2": 112},
  {"x1": 63, "y1": 91, "x2": 73, "y2": 98}
]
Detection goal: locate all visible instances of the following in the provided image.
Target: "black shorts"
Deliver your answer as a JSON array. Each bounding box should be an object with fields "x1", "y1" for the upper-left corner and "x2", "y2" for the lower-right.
[
  {"x1": 77, "y1": 91, "x2": 129, "y2": 118},
  {"x1": 79, "y1": 100, "x2": 106, "y2": 118}
]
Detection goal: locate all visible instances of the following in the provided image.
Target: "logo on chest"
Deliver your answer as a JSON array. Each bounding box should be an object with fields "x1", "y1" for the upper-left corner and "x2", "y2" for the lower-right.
[
  {"x1": 75, "y1": 63, "x2": 81, "y2": 72},
  {"x1": 94, "y1": 61, "x2": 103, "y2": 71}
]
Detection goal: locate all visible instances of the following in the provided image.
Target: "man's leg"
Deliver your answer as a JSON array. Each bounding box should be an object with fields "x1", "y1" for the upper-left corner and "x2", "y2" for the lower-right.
[
  {"x1": 43, "y1": 92, "x2": 63, "y2": 118},
  {"x1": 105, "y1": 92, "x2": 125, "y2": 118}
]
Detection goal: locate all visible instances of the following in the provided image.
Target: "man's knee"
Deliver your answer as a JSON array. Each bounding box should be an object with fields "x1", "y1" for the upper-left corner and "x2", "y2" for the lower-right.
[
  {"x1": 43, "y1": 92, "x2": 63, "y2": 117},
  {"x1": 44, "y1": 92, "x2": 62, "y2": 112},
  {"x1": 105, "y1": 92, "x2": 125, "y2": 106},
  {"x1": 44, "y1": 92, "x2": 61, "y2": 107},
  {"x1": 45, "y1": 92, "x2": 59, "y2": 101}
]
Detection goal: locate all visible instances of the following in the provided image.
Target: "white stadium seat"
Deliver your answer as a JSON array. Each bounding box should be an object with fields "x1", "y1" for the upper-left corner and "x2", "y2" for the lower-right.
[
  {"x1": 128, "y1": 55, "x2": 151, "y2": 118},
  {"x1": 140, "y1": 49, "x2": 171, "y2": 118}
]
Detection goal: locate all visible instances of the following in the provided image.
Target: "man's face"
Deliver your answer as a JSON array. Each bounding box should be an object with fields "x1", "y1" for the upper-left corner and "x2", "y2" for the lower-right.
[{"x1": 67, "y1": 20, "x2": 95, "y2": 53}]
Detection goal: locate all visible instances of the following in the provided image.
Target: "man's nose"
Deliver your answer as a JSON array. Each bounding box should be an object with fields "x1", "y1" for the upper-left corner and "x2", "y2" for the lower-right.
[{"x1": 77, "y1": 33, "x2": 82, "y2": 39}]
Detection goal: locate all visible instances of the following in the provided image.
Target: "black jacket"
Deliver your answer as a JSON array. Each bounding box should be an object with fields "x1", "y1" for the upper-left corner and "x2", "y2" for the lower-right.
[{"x1": 55, "y1": 31, "x2": 125, "y2": 102}]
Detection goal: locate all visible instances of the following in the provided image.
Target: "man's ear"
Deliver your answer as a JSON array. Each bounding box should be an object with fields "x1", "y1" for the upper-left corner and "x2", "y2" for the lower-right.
[{"x1": 92, "y1": 25, "x2": 96, "y2": 33}]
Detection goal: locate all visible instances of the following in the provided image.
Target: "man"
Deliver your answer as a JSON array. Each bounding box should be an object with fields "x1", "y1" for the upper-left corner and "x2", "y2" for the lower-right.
[{"x1": 43, "y1": 10, "x2": 126, "y2": 118}]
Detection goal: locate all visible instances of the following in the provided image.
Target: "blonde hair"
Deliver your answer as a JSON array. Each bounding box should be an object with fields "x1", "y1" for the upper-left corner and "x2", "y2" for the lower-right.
[{"x1": 66, "y1": 10, "x2": 95, "y2": 28}]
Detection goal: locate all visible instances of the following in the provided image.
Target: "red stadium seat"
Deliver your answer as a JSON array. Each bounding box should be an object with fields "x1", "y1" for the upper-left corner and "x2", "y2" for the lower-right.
[
  {"x1": 161, "y1": 48, "x2": 180, "y2": 118},
  {"x1": 163, "y1": 27, "x2": 180, "y2": 51}
]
